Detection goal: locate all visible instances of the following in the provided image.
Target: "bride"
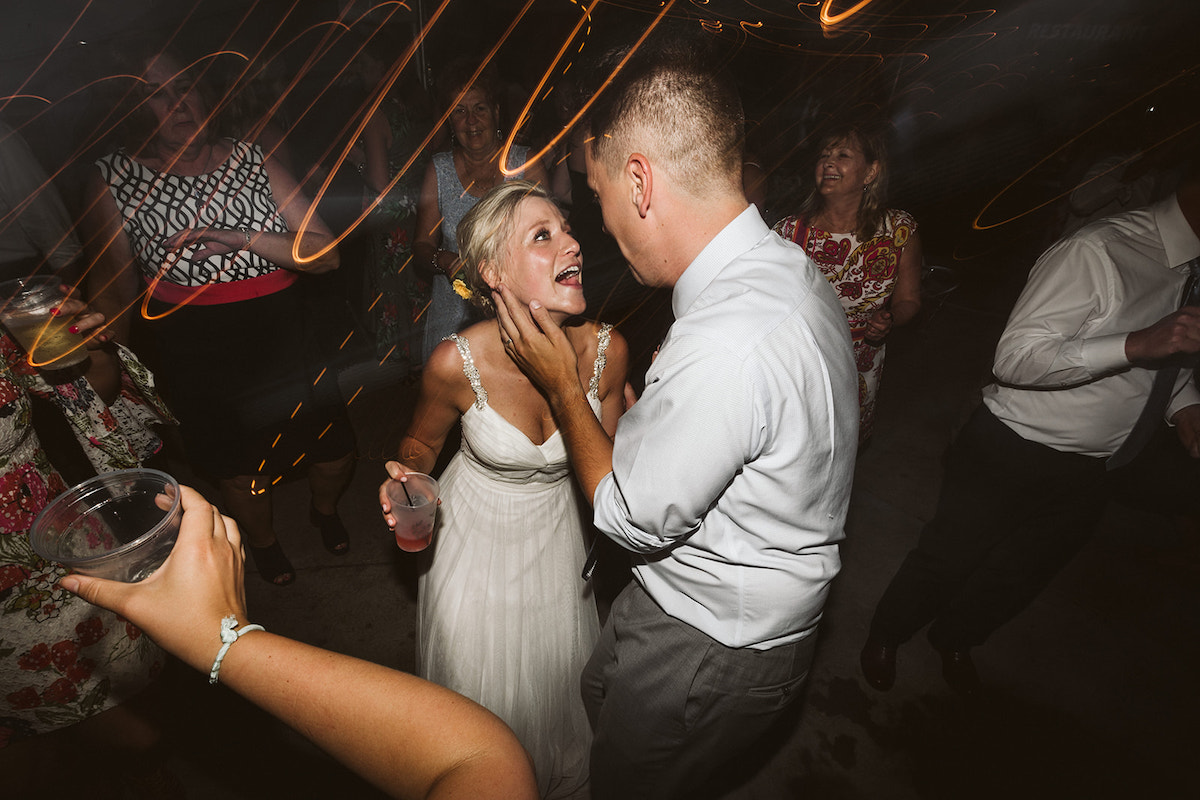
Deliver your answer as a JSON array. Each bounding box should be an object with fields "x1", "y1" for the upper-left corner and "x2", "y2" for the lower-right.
[{"x1": 380, "y1": 180, "x2": 627, "y2": 799}]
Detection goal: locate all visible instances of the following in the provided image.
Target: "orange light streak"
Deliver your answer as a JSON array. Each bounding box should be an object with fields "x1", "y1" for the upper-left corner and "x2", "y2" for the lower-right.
[
  {"x1": 820, "y1": 0, "x2": 880, "y2": 28},
  {"x1": 0, "y1": 95, "x2": 51, "y2": 106},
  {"x1": 973, "y1": 68, "x2": 1200, "y2": 230},
  {"x1": 503, "y1": 0, "x2": 679, "y2": 178},
  {"x1": 0, "y1": 0, "x2": 90, "y2": 117},
  {"x1": 295, "y1": 0, "x2": 471, "y2": 265}
]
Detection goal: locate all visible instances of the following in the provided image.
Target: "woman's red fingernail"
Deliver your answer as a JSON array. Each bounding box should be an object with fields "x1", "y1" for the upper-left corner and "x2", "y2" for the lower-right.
[
  {"x1": 50, "y1": 307, "x2": 60, "y2": 316},
  {"x1": 68, "y1": 325, "x2": 79, "y2": 334}
]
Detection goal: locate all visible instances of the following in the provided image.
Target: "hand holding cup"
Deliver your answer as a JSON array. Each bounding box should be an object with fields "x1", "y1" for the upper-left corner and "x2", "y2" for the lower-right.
[
  {"x1": 379, "y1": 461, "x2": 439, "y2": 552},
  {"x1": 58, "y1": 485, "x2": 251, "y2": 676},
  {"x1": 0, "y1": 278, "x2": 108, "y2": 368}
]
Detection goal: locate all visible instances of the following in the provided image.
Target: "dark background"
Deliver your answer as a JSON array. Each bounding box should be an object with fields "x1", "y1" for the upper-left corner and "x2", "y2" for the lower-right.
[{"x1": 2, "y1": 0, "x2": 1198, "y2": 276}]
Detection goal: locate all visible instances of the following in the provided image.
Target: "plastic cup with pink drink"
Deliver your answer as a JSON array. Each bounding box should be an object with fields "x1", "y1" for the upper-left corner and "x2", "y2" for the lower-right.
[{"x1": 385, "y1": 472, "x2": 438, "y2": 552}]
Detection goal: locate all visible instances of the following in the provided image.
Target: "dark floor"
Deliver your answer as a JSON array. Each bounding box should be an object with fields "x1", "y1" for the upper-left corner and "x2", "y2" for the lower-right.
[{"x1": 125, "y1": 258, "x2": 1200, "y2": 798}]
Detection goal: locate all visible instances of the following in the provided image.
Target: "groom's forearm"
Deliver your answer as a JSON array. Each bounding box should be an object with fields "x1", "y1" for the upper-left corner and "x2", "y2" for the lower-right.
[{"x1": 550, "y1": 380, "x2": 614, "y2": 503}]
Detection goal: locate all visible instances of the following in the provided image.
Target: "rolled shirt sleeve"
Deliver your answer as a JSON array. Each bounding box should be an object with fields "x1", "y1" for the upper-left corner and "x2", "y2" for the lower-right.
[{"x1": 984, "y1": 196, "x2": 1200, "y2": 455}]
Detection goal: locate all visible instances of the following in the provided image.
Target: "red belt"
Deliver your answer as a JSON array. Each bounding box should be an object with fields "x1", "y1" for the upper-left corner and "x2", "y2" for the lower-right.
[{"x1": 146, "y1": 269, "x2": 298, "y2": 306}]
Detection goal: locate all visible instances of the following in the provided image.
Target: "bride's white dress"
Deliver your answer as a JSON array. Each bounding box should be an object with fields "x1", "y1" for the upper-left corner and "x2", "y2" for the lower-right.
[{"x1": 418, "y1": 325, "x2": 611, "y2": 799}]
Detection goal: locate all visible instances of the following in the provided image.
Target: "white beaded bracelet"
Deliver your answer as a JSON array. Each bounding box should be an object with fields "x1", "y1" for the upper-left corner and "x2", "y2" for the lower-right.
[{"x1": 209, "y1": 614, "x2": 265, "y2": 685}]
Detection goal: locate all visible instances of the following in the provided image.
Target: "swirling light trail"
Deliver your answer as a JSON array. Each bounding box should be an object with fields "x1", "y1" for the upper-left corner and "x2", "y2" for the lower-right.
[
  {"x1": 502, "y1": 0, "x2": 681, "y2": 178},
  {"x1": 820, "y1": 0, "x2": 879, "y2": 29},
  {"x1": 973, "y1": 67, "x2": 1200, "y2": 231}
]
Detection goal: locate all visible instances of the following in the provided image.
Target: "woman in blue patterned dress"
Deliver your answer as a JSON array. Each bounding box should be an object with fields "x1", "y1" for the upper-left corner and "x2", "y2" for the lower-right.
[
  {"x1": 774, "y1": 123, "x2": 923, "y2": 445},
  {"x1": 413, "y1": 60, "x2": 548, "y2": 363}
]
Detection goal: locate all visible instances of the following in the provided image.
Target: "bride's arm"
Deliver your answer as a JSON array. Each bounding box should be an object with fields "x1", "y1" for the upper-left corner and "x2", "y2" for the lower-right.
[{"x1": 381, "y1": 340, "x2": 467, "y2": 526}]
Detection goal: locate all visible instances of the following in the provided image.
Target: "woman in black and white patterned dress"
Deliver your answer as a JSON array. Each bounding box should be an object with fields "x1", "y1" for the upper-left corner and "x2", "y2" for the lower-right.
[{"x1": 84, "y1": 50, "x2": 356, "y2": 585}]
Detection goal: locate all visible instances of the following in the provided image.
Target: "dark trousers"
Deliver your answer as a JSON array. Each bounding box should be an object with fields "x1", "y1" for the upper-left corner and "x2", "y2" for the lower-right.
[
  {"x1": 582, "y1": 582, "x2": 816, "y2": 800},
  {"x1": 869, "y1": 403, "x2": 1200, "y2": 650}
]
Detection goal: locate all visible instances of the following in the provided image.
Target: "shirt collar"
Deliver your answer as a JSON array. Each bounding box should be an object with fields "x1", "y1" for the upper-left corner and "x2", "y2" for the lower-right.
[
  {"x1": 672, "y1": 205, "x2": 766, "y2": 319},
  {"x1": 1154, "y1": 193, "x2": 1200, "y2": 270}
]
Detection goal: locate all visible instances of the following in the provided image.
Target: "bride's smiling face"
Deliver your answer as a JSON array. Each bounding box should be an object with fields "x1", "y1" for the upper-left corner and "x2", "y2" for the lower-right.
[{"x1": 486, "y1": 197, "x2": 585, "y2": 321}]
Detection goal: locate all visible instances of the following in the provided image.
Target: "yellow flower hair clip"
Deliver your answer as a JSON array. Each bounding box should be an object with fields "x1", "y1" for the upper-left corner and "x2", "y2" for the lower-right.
[{"x1": 452, "y1": 278, "x2": 474, "y2": 300}]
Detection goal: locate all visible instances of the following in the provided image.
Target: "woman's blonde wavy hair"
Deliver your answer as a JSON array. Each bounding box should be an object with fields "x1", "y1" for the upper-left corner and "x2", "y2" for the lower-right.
[{"x1": 455, "y1": 180, "x2": 553, "y2": 316}]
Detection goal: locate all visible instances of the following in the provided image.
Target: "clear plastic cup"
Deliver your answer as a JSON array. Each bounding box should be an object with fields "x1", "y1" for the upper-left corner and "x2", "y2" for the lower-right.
[
  {"x1": 0, "y1": 277, "x2": 88, "y2": 368},
  {"x1": 385, "y1": 473, "x2": 439, "y2": 552},
  {"x1": 30, "y1": 469, "x2": 182, "y2": 582}
]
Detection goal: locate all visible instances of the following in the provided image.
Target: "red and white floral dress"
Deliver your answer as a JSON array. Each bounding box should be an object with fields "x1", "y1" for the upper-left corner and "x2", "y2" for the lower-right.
[
  {"x1": 0, "y1": 334, "x2": 172, "y2": 747},
  {"x1": 774, "y1": 209, "x2": 917, "y2": 444}
]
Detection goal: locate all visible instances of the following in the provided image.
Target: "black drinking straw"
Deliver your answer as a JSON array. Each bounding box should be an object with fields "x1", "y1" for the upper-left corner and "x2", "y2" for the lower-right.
[
  {"x1": 581, "y1": 538, "x2": 598, "y2": 581},
  {"x1": 399, "y1": 479, "x2": 415, "y2": 507}
]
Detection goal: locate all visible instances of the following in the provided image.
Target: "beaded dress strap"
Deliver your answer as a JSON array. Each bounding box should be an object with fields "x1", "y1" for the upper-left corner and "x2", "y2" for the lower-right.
[
  {"x1": 449, "y1": 334, "x2": 487, "y2": 409},
  {"x1": 588, "y1": 323, "x2": 613, "y2": 401}
]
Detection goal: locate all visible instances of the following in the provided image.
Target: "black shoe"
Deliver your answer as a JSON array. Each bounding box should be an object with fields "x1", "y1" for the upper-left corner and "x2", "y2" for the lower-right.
[
  {"x1": 311, "y1": 504, "x2": 350, "y2": 555},
  {"x1": 247, "y1": 541, "x2": 295, "y2": 586},
  {"x1": 938, "y1": 648, "x2": 981, "y2": 696},
  {"x1": 860, "y1": 640, "x2": 897, "y2": 691}
]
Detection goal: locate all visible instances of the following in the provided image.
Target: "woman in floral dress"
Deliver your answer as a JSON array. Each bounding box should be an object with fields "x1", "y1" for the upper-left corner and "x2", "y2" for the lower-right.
[
  {"x1": 774, "y1": 123, "x2": 923, "y2": 445},
  {"x1": 361, "y1": 92, "x2": 433, "y2": 364},
  {"x1": 0, "y1": 308, "x2": 172, "y2": 765}
]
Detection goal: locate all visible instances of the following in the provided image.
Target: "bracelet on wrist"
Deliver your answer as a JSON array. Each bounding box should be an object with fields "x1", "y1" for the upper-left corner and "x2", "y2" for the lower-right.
[
  {"x1": 209, "y1": 614, "x2": 265, "y2": 685},
  {"x1": 238, "y1": 226, "x2": 252, "y2": 251}
]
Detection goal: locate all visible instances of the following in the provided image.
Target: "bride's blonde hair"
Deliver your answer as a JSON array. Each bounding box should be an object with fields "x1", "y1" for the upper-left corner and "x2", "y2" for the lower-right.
[{"x1": 455, "y1": 180, "x2": 553, "y2": 316}]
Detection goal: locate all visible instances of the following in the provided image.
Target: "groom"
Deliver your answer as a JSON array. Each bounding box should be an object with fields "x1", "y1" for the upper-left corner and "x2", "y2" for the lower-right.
[{"x1": 496, "y1": 41, "x2": 858, "y2": 799}]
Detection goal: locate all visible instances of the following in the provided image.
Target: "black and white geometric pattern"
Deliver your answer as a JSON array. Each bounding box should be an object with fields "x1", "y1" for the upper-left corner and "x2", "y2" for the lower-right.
[{"x1": 96, "y1": 139, "x2": 289, "y2": 286}]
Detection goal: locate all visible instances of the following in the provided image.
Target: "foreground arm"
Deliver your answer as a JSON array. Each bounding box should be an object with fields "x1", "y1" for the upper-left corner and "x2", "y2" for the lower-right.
[
  {"x1": 494, "y1": 287, "x2": 614, "y2": 500},
  {"x1": 60, "y1": 488, "x2": 536, "y2": 800}
]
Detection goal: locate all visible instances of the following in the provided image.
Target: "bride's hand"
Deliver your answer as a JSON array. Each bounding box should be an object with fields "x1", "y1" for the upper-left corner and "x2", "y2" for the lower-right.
[{"x1": 379, "y1": 461, "x2": 440, "y2": 529}]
